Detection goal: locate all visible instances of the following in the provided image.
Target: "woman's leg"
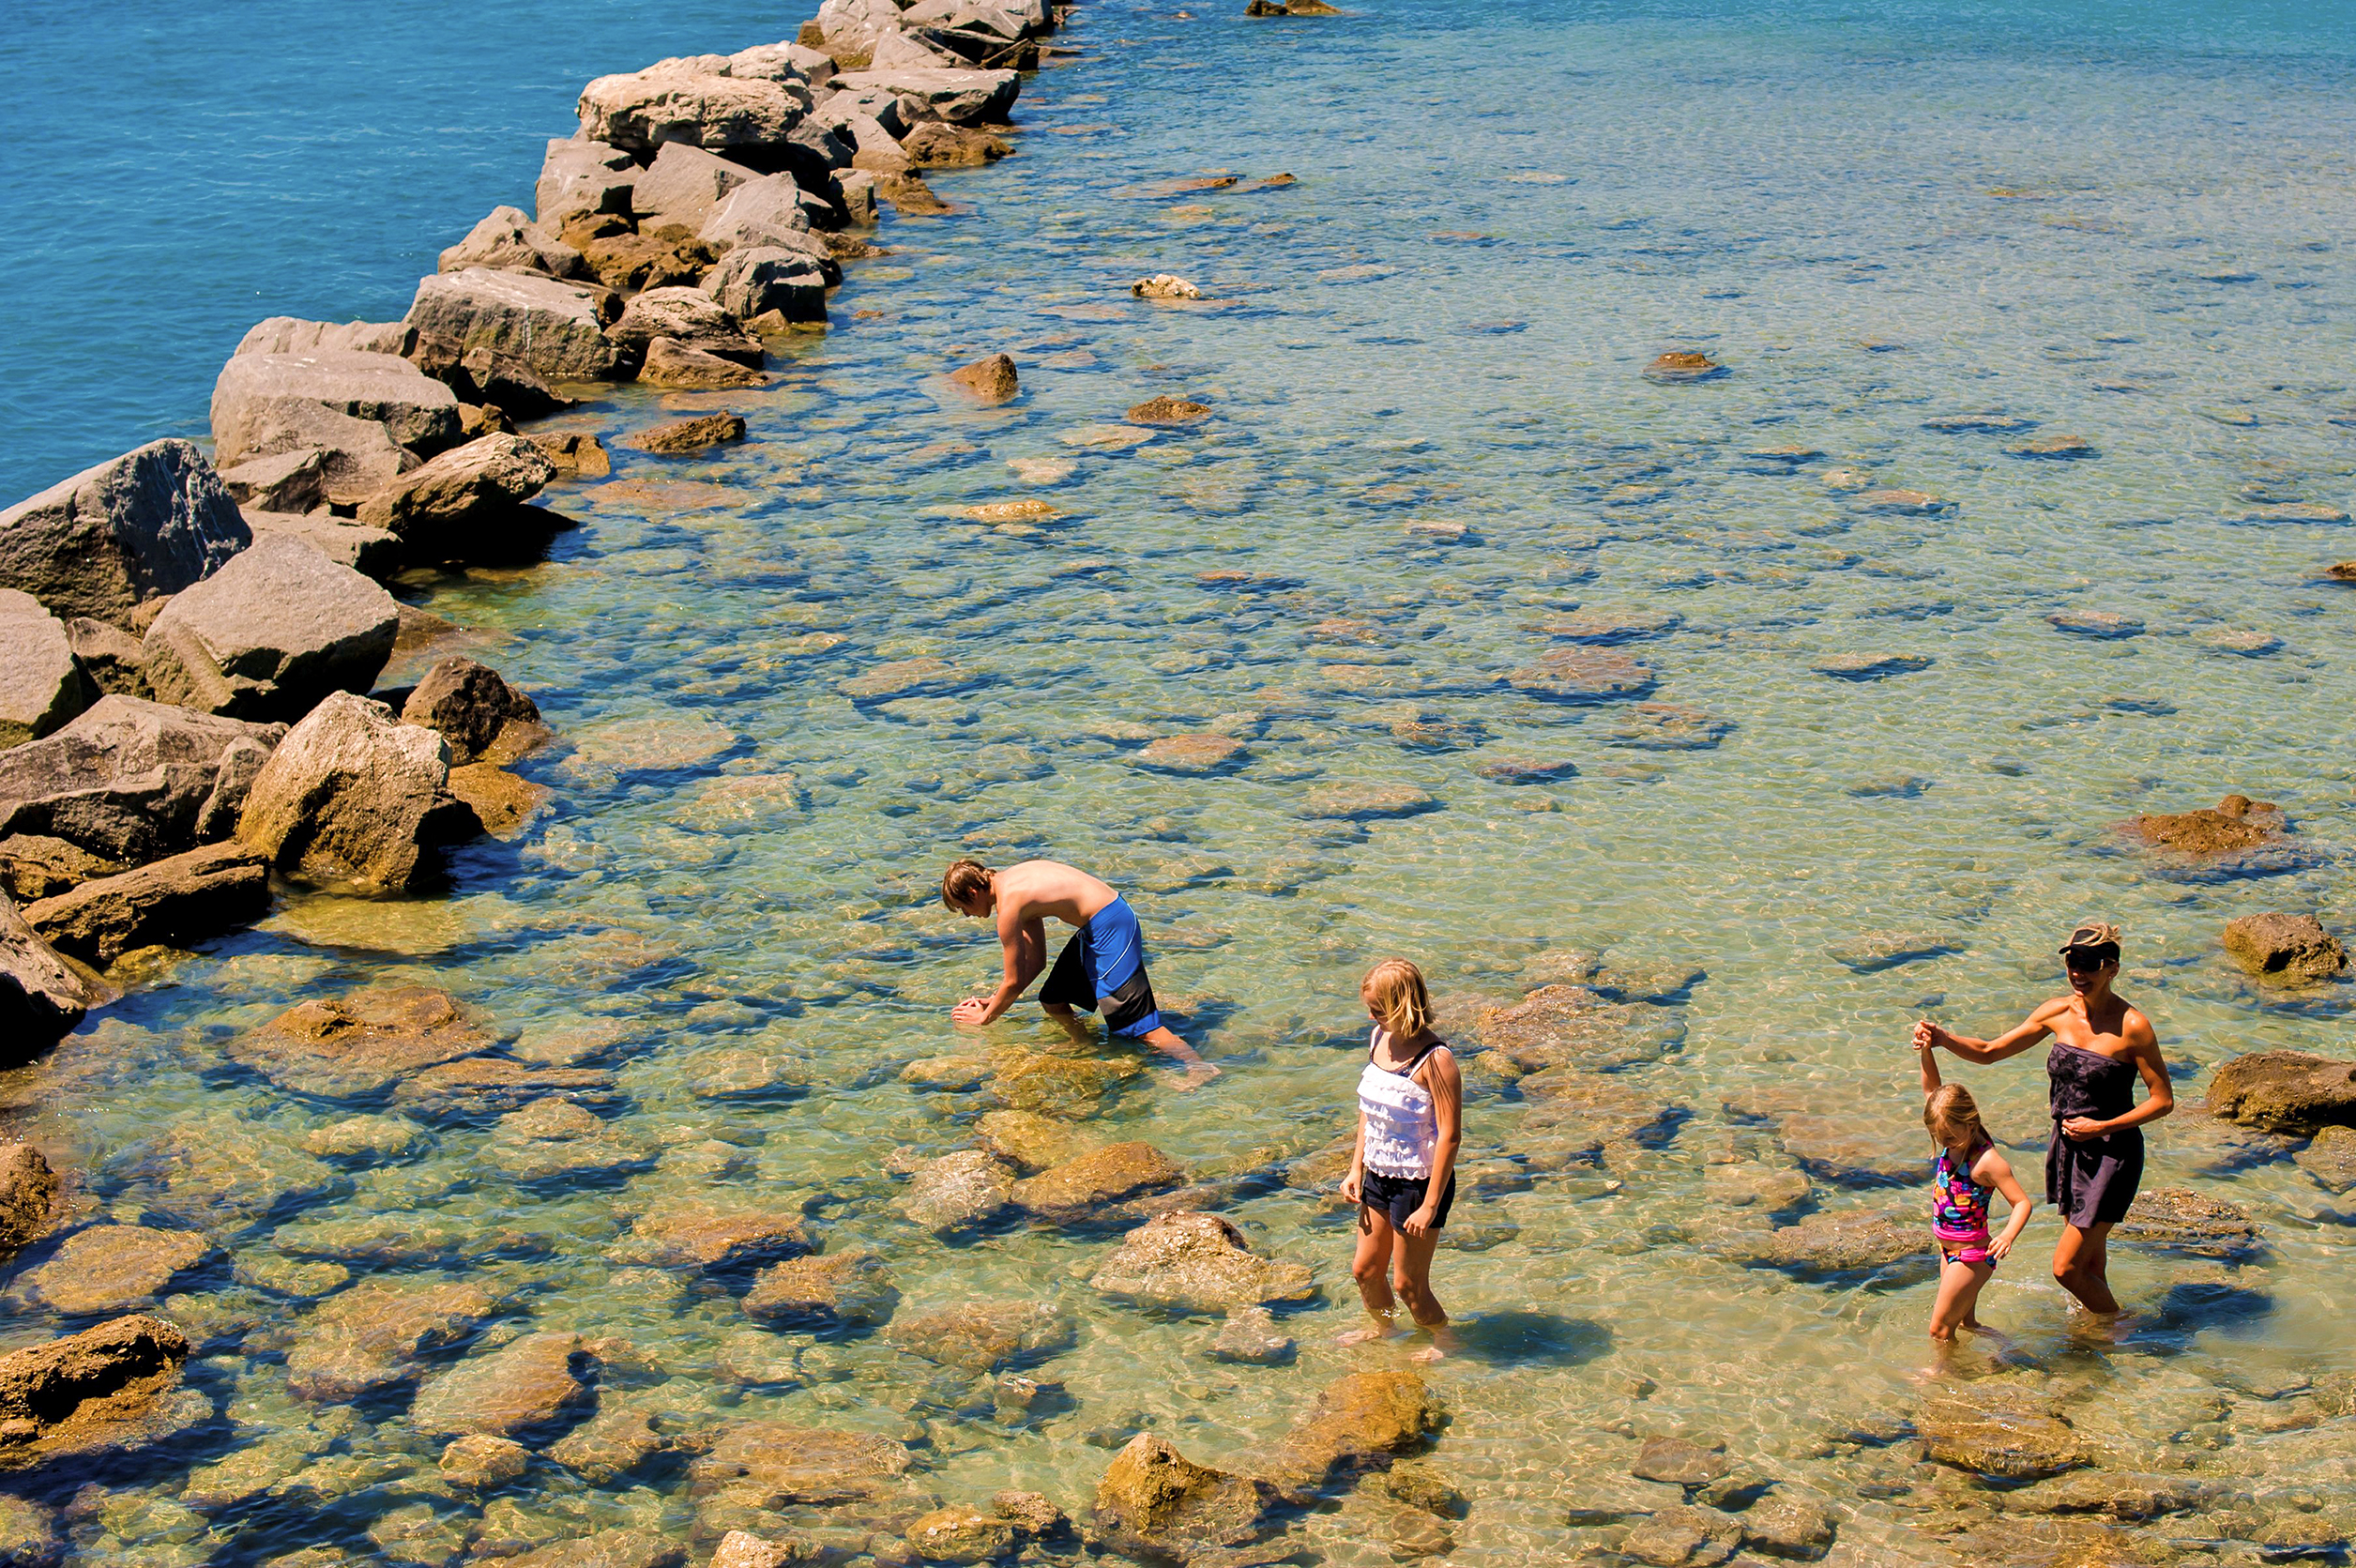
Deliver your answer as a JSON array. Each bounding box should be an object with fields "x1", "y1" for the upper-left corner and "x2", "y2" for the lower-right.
[
  {"x1": 1393, "y1": 1225, "x2": 1455, "y2": 1362},
  {"x1": 1928, "y1": 1256, "x2": 1992, "y2": 1341},
  {"x1": 2052, "y1": 1223, "x2": 2119, "y2": 1315},
  {"x1": 1340, "y1": 1205, "x2": 1400, "y2": 1343}
]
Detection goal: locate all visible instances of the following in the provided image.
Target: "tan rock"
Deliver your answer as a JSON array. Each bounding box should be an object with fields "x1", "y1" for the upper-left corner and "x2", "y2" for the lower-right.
[
  {"x1": 1263, "y1": 1370, "x2": 1441, "y2": 1495},
  {"x1": 896, "y1": 1149, "x2": 1014, "y2": 1235},
  {"x1": 974, "y1": 1109, "x2": 1101, "y2": 1172},
  {"x1": 1644, "y1": 350, "x2": 1725, "y2": 383},
  {"x1": 632, "y1": 413, "x2": 748, "y2": 454},
  {"x1": 743, "y1": 1249, "x2": 899, "y2": 1327},
  {"x1": 1091, "y1": 1433, "x2": 1279, "y2": 1560},
  {"x1": 227, "y1": 984, "x2": 494, "y2": 1099},
  {"x1": 439, "y1": 1433, "x2": 529, "y2": 1490},
  {"x1": 2222, "y1": 913, "x2": 2347, "y2": 984},
  {"x1": 613, "y1": 1200, "x2": 813, "y2": 1271},
  {"x1": 903, "y1": 1505, "x2": 1014, "y2": 1563},
  {"x1": 948, "y1": 354, "x2": 1019, "y2": 405},
  {"x1": 23, "y1": 842, "x2": 269, "y2": 967},
  {"x1": 1136, "y1": 733, "x2": 1244, "y2": 773},
  {"x1": 1011, "y1": 1142, "x2": 1185, "y2": 1224},
  {"x1": 641, "y1": 337, "x2": 768, "y2": 389},
  {"x1": 2206, "y1": 1051, "x2": 2356, "y2": 1134},
  {"x1": 2128, "y1": 794, "x2": 2285, "y2": 857},
  {"x1": 1126, "y1": 395, "x2": 1210, "y2": 424},
  {"x1": 883, "y1": 1300, "x2": 1073, "y2": 1372},
  {"x1": 12, "y1": 1225, "x2": 209, "y2": 1316},
  {"x1": 1088, "y1": 1212, "x2": 1314, "y2": 1315},
  {"x1": 0, "y1": 1144, "x2": 57, "y2": 1258},
  {"x1": 412, "y1": 1331, "x2": 585, "y2": 1438},
  {"x1": 0, "y1": 1314, "x2": 195, "y2": 1472},
  {"x1": 283, "y1": 1276, "x2": 498, "y2": 1401}
]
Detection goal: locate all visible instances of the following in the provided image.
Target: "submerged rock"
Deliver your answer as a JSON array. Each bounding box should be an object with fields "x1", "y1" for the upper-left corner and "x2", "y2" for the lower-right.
[
  {"x1": 1300, "y1": 783, "x2": 1437, "y2": 821},
  {"x1": 1091, "y1": 1433, "x2": 1281, "y2": 1560},
  {"x1": 0, "y1": 591, "x2": 92, "y2": 749},
  {"x1": 2221, "y1": 912, "x2": 2347, "y2": 984},
  {"x1": 549, "y1": 1400, "x2": 675, "y2": 1485},
  {"x1": 410, "y1": 1330, "x2": 585, "y2": 1439},
  {"x1": 1208, "y1": 1305, "x2": 1295, "y2": 1365},
  {"x1": 1812, "y1": 652, "x2": 1931, "y2": 681},
  {"x1": 1508, "y1": 647, "x2": 1657, "y2": 703},
  {"x1": 1606, "y1": 703, "x2": 1734, "y2": 751},
  {"x1": 2113, "y1": 1186, "x2": 2261, "y2": 1259},
  {"x1": 11, "y1": 1225, "x2": 209, "y2": 1316},
  {"x1": 1725, "y1": 1207, "x2": 1931, "y2": 1285},
  {"x1": 903, "y1": 1506, "x2": 1015, "y2": 1564},
  {"x1": 687, "y1": 1419, "x2": 918, "y2": 1519},
  {"x1": 1644, "y1": 351, "x2": 1726, "y2": 384},
  {"x1": 1633, "y1": 1437, "x2": 1727, "y2": 1486},
  {"x1": 2047, "y1": 609, "x2": 2142, "y2": 639},
  {"x1": 1130, "y1": 273, "x2": 1201, "y2": 300},
  {"x1": 0, "y1": 1314, "x2": 197, "y2": 1472},
  {"x1": 1136, "y1": 734, "x2": 1245, "y2": 773},
  {"x1": 1918, "y1": 1385, "x2": 2088, "y2": 1479},
  {"x1": 284, "y1": 1275, "x2": 497, "y2": 1401},
  {"x1": 1087, "y1": 1211, "x2": 1315, "y2": 1315},
  {"x1": 896, "y1": 1149, "x2": 1016, "y2": 1235},
  {"x1": 487, "y1": 1099, "x2": 654, "y2": 1181},
  {"x1": 439, "y1": 1432, "x2": 530, "y2": 1491},
  {"x1": 504, "y1": 1529, "x2": 686, "y2": 1568},
  {"x1": 884, "y1": 1300, "x2": 1073, "y2": 1372},
  {"x1": 2125, "y1": 793, "x2": 2286, "y2": 860},
  {"x1": 227, "y1": 984, "x2": 496, "y2": 1099},
  {"x1": 1128, "y1": 395, "x2": 1211, "y2": 425},
  {"x1": 141, "y1": 535, "x2": 400, "y2": 721},
  {"x1": 1263, "y1": 1369, "x2": 1442, "y2": 1496},
  {"x1": 2294, "y1": 1124, "x2": 2356, "y2": 1193},
  {"x1": 1620, "y1": 1505, "x2": 1743, "y2": 1566},
  {"x1": 0, "y1": 439, "x2": 251, "y2": 625},
  {"x1": 1477, "y1": 985, "x2": 1679, "y2": 1072},
  {"x1": 632, "y1": 413, "x2": 748, "y2": 455},
  {"x1": 641, "y1": 336, "x2": 768, "y2": 389},
  {"x1": 1011, "y1": 1142, "x2": 1186, "y2": 1225},
  {"x1": 743, "y1": 1248, "x2": 900, "y2": 1328},
  {"x1": 613, "y1": 1199, "x2": 813, "y2": 1271},
  {"x1": 236, "y1": 692, "x2": 468, "y2": 893}
]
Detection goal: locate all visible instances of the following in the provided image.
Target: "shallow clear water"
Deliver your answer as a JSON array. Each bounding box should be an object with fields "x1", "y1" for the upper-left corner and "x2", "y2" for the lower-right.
[{"x1": 8, "y1": 0, "x2": 2356, "y2": 1563}]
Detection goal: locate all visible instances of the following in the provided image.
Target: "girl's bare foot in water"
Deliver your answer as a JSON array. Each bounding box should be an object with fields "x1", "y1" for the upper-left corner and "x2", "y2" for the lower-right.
[{"x1": 1337, "y1": 1325, "x2": 1389, "y2": 1347}]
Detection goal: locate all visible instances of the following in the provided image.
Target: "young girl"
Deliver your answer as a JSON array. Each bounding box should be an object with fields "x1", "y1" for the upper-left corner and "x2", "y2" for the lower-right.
[
  {"x1": 1919, "y1": 1040, "x2": 2033, "y2": 1342},
  {"x1": 1339, "y1": 959, "x2": 1463, "y2": 1362}
]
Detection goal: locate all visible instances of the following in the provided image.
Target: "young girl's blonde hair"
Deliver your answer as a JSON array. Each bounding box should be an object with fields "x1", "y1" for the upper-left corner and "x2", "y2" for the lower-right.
[
  {"x1": 1924, "y1": 1083, "x2": 1987, "y2": 1149},
  {"x1": 1361, "y1": 958, "x2": 1435, "y2": 1040}
]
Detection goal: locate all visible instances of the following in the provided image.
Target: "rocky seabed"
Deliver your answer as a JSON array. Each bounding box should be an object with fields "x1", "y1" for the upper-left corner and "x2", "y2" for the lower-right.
[{"x1": 4, "y1": 1, "x2": 2356, "y2": 1566}]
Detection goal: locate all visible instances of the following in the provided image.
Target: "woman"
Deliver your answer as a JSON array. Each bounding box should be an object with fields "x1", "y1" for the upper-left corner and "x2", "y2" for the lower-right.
[
  {"x1": 1339, "y1": 958, "x2": 1463, "y2": 1362},
  {"x1": 1914, "y1": 921, "x2": 2171, "y2": 1318}
]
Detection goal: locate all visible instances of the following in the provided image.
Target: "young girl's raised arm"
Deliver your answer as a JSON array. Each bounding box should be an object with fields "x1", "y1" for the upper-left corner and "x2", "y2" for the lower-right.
[{"x1": 1919, "y1": 1038, "x2": 1943, "y2": 1104}]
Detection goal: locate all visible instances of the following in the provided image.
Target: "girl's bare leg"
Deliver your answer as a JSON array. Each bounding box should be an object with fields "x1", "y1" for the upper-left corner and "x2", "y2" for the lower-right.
[
  {"x1": 1927, "y1": 1257, "x2": 1993, "y2": 1342},
  {"x1": 1391, "y1": 1226, "x2": 1451, "y2": 1362},
  {"x1": 1340, "y1": 1207, "x2": 1399, "y2": 1344}
]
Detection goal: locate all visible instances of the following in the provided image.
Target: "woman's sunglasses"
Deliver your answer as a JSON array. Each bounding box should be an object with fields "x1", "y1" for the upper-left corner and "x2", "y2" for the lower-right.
[{"x1": 2063, "y1": 951, "x2": 2113, "y2": 973}]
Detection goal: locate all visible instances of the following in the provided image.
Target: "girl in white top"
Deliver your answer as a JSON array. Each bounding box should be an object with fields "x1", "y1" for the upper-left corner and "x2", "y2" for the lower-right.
[{"x1": 1339, "y1": 958, "x2": 1464, "y2": 1361}]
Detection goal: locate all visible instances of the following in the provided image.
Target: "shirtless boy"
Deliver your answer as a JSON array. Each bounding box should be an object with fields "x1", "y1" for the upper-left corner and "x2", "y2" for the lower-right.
[
  {"x1": 1913, "y1": 922, "x2": 2172, "y2": 1318},
  {"x1": 941, "y1": 858, "x2": 1219, "y2": 1087}
]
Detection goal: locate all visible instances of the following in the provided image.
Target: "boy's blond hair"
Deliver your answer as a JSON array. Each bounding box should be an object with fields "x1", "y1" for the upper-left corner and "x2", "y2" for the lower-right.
[
  {"x1": 1924, "y1": 1083, "x2": 1988, "y2": 1149},
  {"x1": 1361, "y1": 957, "x2": 1435, "y2": 1040},
  {"x1": 940, "y1": 859, "x2": 992, "y2": 910}
]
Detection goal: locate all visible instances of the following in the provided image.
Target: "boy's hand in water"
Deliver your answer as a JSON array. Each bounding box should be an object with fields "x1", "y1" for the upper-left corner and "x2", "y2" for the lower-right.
[{"x1": 951, "y1": 997, "x2": 991, "y2": 1025}]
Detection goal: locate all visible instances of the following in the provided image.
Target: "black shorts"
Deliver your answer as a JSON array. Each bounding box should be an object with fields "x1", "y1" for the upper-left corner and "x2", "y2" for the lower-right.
[{"x1": 1360, "y1": 1169, "x2": 1454, "y2": 1231}]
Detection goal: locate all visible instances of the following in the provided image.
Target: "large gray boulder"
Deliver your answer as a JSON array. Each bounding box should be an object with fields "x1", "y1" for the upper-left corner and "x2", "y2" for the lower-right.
[
  {"x1": 868, "y1": 28, "x2": 964, "y2": 70},
  {"x1": 236, "y1": 692, "x2": 466, "y2": 892},
  {"x1": 576, "y1": 54, "x2": 813, "y2": 160},
  {"x1": 61, "y1": 619, "x2": 148, "y2": 701},
  {"x1": 210, "y1": 350, "x2": 463, "y2": 468},
  {"x1": 1, "y1": 894, "x2": 111, "y2": 1061},
  {"x1": 403, "y1": 269, "x2": 629, "y2": 383},
  {"x1": 437, "y1": 206, "x2": 591, "y2": 281},
  {"x1": 702, "y1": 177, "x2": 843, "y2": 282},
  {"x1": 830, "y1": 67, "x2": 1018, "y2": 125},
  {"x1": 610, "y1": 289, "x2": 765, "y2": 365},
  {"x1": 0, "y1": 442, "x2": 250, "y2": 627},
  {"x1": 818, "y1": 0, "x2": 915, "y2": 53},
  {"x1": 631, "y1": 142, "x2": 761, "y2": 234},
  {"x1": 0, "y1": 591, "x2": 93, "y2": 749},
  {"x1": 212, "y1": 400, "x2": 421, "y2": 511},
  {"x1": 811, "y1": 87, "x2": 912, "y2": 141},
  {"x1": 353, "y1": 434, "x2": 559, "y2": 560},
  {"x1": 536, "y1": 138, "x2": 637, "y2": 230},
  {"x1": 140, "y1": 536, "x2": 400, "y2": 722},
  {"x1": 239, "y1": 510, "x2": 403, "y2": 581},
  {"x1": 0, "y1": 697, "x2": 281, "y2": 865},
  {"x1": 235, "y1": 318, "x2": 413, "y2": 358},
  {"x1": 703, "y1": 248, "x2": 828, "y2": 323}
]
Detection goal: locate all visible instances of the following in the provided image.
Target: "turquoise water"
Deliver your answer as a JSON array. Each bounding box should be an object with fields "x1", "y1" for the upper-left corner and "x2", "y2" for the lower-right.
[{"x1": 8, "y1": 0, "x2": 2356, "y2": 1563}]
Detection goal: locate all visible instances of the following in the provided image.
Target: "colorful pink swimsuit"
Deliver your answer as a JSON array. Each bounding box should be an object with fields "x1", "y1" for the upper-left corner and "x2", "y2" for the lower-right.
[{"x1": 1932, "y1": 1135, "x2": 1998, "y2": 1268}]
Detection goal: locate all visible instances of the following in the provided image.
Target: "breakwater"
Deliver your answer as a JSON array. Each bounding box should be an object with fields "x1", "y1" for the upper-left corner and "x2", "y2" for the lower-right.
[{"x1": 3, "y1": 1, "x2": 2356, "y2": 1565}]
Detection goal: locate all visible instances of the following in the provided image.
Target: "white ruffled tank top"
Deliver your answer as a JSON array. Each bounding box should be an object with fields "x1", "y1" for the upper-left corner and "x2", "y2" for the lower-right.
[{"x1": 1358, "y1": 1028, "x2": 1449, "y2": 1178}]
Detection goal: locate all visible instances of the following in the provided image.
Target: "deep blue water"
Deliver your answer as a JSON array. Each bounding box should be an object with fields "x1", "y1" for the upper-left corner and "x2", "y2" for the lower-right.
[{"x1": 4, "y1": 0, "x2": 2354, "y2": 503}]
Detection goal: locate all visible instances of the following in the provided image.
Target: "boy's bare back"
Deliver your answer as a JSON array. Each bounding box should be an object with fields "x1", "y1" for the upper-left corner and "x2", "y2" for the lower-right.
[{"x1": 990, "y1": 860, "x2": 1116, "y2": 933}]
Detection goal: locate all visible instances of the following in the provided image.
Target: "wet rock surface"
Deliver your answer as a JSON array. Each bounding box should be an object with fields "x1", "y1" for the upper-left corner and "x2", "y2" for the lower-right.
[
  {"x1": 235, "y1": 692, "x2": 465, "y2": 892},
  {"x1": 896, "y1": 1149, "x2": 1016, "y2": 1234},
  {"x1": 10, "y1": 1225, "x2": 210, "y2": 1316},
  {"x1": 2113, "y1": 1186, "x2": 2261, "y2": 1258},
  {"x1": 1090, "y1": 1433, "x2": 1282, "y2": 1560},
  {"x1": 23, "y1": 840, "x2": 269, "y2": 966},
  {"x1": 2206, "y1": 1050, "x2": 2356, "y2": 1133},
  {"x1": 1, "y1": 893, "x2": 114, "y2": 1056},
  {"x1": 400, "y1": 655, "x2": 550, "y2": 766},
  {"x1": 1087, "y1": 1211, "x2": 1315, "y2": 1315},
  {"x1": 410, "y1": 1330, "x2": 585, "y2": 1438},
  {"x1": 883, "y1": 1299, "x2": 1073, "y2": 1372},
  {"x1": 1011, "y1": 1141, "x2": 1186, "y2": 1224},
  {"x1": 283, "y1": 1275, "x2": 497, "y2": 1401},
  {"x1": 1725, "y1": 1206, "x2": 1932, "y2": 1283},
  {"x1": 229, "y1": 984, "x2": 495, "y2": 1099},
  {"x1": 0, "y1": 1314, "x2": 196, "y2": 1470},
  {"x1": 743, "y1": 1247, "x2": 900, "y2": 1327}
]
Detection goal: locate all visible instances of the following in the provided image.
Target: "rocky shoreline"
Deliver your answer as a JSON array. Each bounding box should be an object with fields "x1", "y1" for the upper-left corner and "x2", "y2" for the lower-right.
[{"x1": 5, "y1": 4, "x2": 2356, "y2": 1568}]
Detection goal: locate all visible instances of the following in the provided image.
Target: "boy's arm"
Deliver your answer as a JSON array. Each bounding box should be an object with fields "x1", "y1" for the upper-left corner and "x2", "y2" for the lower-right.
[{"x1": 958, "y1": 910, "x2": 1047, "y2": 1025}]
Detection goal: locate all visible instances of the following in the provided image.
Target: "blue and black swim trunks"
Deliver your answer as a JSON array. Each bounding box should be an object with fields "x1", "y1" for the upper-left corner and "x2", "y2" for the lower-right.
[{"x1": 1039, "y1": 895, "x2": 1163, "y2": 1037}]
